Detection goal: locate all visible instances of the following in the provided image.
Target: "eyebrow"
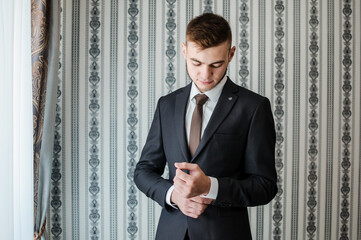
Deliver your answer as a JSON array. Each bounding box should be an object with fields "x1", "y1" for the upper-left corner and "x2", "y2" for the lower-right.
[{"x1": 190, "y1": 58, "x2": 225, "y2": 65}]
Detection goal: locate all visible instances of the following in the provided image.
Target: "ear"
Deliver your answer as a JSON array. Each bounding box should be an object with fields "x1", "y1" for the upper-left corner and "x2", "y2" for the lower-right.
[
  {"x1": 228, "y1": 46, "x2": 236, "y2": 62},
  {"x1": 181, "y1": 42, "x2": 187, "y2": 59}
]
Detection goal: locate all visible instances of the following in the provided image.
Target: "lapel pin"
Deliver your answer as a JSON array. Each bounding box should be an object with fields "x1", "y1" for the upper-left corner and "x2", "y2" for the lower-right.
[{"x1": 228, "y1": 97, "x2": 233, "y2": 101}]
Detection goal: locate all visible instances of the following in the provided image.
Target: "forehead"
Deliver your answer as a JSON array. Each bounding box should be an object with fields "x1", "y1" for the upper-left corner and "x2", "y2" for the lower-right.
[{"x1": 186, "y1": 41, "x2": 230, "y2": 60}]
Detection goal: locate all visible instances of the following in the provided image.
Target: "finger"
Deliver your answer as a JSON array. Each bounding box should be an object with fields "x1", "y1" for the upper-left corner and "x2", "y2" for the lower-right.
[
  {"x1": 188, "y1": 198, "x2": 205, "y2": 209},
  {"x1": 192, "y1": 196, "x2": 213, "y2": 205},
  {"x1": 186, "y1": 200, "x2": 208, "y2": 216},
  {"x1": 175, "y1": 168, "x2": 192, "y2": 182},
  {"x1": 173, "y1": 176, "x2": 197, "y2": 196},
  {"x1": 202, "y1": 198, "x2": 213, "y2": 205},
  {"x1": 191, "y1": 196, "x2": 206, "y2": 203},
  {"x1": 173, "y1": 177, "x2": 187, "y2": 193},
  {"x1": 176, "y1": 163, "x2": 205, "y2": 179},
  {"x1": 186, "y1": 210, "x2": 203, "y2": 219},
  {"x1": 173, "y1": 181, "x2": 193, "y2": 198},
  {"x1": 173, "y1": 174, "x2": 186, "y2": 184},
  {"x1": 175, "y1": 162, "x2": 198, "y2": 171},
  {"x1": 185, "y1": 212, "x2": 201, "y2": 219},
  {"x1": 185, "y1": 200, "x2": 206, "y2": 214},
  {"x1": 175, "y1": 193, "x2": 208, "y2": 218},
  {"x1": 174, "y1": 172, "x2": 196, "y2": 197}
]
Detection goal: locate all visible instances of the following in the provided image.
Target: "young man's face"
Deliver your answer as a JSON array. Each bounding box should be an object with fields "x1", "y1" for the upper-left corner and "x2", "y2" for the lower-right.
[{"x1": 182, "y1": 41, "x2": 236, "y2": 93}]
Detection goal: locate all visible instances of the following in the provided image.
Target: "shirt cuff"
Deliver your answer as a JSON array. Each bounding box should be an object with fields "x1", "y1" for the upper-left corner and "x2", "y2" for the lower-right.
[
  {"x1": 201, "y1": 176, "x2": 218, "y2": 199},
  {"x1": 165, "y1": 185, "x2": 178, "y2": 209}
]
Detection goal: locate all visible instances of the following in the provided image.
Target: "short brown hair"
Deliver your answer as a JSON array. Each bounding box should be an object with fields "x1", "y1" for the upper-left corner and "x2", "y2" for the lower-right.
[{"x1": 186, "y1": 13, "x2": 232, "y2": 49}]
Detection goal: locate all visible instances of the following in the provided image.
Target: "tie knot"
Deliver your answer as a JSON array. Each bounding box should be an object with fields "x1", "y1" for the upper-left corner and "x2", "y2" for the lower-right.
[{"x1": 195, "y1": 94, "x2": 208, "y2": 106}]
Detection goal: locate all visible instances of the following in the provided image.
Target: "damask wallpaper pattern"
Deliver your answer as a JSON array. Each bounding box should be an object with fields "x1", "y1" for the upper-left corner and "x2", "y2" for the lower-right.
[{"x1": 48, "y1": 0, "x2": 361, "y2": 239}]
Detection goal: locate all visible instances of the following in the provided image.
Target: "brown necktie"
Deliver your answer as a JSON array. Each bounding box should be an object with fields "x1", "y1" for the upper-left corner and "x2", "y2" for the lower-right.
[{"x1": 189, "y1": 94, "x2": 209, "y2": 157}]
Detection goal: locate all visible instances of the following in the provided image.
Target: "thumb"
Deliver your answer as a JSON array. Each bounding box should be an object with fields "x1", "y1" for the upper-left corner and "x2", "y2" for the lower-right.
[{"x1": 175, "y1": 162, "x2": 196, "y2": 170}]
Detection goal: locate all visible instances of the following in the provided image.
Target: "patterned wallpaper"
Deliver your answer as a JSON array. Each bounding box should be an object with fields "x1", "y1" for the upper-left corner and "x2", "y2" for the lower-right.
[{"x1": 48, "y1": 0, "x2": 361, "y2": 239}]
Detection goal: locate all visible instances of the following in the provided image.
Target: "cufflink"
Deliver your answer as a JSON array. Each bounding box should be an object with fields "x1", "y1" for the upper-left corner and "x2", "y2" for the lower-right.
[{"x1": 228, "y1": 97, "x2": 233, "y2": 101}]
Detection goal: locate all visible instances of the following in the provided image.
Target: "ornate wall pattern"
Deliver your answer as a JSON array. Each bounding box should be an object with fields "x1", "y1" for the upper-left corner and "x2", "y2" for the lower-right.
[
  {"x1": 49, "y1": 0, "x2": 361, "y2": 239},
  {"x1": 273, "y1": 1, "x2": 285, "y2": 239},
  {"x1": 307, "y1": 1, "x2": 319, "y2": 239}
]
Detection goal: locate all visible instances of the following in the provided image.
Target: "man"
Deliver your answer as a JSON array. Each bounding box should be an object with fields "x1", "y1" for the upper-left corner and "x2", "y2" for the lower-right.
[{"x1": 134, "y1": 13, "x2": 277, "y2": 240}]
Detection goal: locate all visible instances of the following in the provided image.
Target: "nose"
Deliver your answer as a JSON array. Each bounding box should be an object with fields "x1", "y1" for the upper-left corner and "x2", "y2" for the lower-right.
[{"x1": 199, "y1": 65, "x2": 213, "y2": 80}]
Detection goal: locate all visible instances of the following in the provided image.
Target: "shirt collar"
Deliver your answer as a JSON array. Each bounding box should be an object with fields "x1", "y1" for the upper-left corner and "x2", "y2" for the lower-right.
[{"x1": 189, "y1": 75, "x2": 228, "y2": 103}]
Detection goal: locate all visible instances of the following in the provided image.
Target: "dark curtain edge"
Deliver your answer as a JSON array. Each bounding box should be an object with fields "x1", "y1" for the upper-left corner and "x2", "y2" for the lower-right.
[{"x1": 34, "y1": 1, "x2": 60, "y2": 239}]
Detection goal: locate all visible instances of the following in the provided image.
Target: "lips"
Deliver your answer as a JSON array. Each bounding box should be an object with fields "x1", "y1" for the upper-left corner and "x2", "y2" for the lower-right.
[{"x1": 199, "y1": 80, "x2": 213, "y2": 85}]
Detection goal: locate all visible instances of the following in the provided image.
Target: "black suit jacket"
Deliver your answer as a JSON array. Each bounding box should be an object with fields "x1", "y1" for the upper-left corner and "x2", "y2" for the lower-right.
[{"x1": 134, "y1": 78, "x2": 277, "y2": 240}]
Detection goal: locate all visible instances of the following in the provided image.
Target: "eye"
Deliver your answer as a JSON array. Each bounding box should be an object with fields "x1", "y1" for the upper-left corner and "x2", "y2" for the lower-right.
[
  {"x1": 210, "y1": 63, "x2": 223, "y2": 68},
  {"x1": 191, "y1": 61, "x2": 201, "y2": 66}
]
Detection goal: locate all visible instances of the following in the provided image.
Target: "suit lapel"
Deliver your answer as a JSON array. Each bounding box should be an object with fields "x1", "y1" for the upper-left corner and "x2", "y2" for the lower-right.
[
  {"x1": 191, "y1": 78, "x2": 239, "y2": 161},
  {"x1": 175, "y1": 84, "x2": 192, "y2": 162}
]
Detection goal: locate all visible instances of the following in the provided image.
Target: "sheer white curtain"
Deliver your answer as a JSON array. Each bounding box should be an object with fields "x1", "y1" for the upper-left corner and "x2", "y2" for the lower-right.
[{"x1": 0, "y1": 0, "x2": 33, "y2": 239}]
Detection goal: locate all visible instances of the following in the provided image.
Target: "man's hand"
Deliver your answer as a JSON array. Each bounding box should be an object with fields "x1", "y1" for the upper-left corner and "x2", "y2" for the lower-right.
[
  {"x1": 170, "y1": 188, "x2": 213, "y2": 218},
  {"x1": 173, "y1": 162, "x2": 211, "y2": 198}
]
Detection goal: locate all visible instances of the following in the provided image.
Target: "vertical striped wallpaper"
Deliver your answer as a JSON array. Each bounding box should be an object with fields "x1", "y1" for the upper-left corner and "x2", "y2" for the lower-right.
[{"x1": 48, "y1": 0, "x2": 361, "y2": 239}]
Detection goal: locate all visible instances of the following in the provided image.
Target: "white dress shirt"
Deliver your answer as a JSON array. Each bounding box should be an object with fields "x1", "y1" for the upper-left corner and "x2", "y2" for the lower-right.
[{"x1": 166, "y1": 75, "x2": 228, "y2": 207}]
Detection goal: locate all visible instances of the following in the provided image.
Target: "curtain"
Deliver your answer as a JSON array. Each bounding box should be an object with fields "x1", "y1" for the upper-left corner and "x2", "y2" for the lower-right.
[
  {"x1": 0, "y1": 0, "x2": 33, "y2": 239},
  {"x1": 32, "y1": 0, "x2": 60, "y2": 239}
]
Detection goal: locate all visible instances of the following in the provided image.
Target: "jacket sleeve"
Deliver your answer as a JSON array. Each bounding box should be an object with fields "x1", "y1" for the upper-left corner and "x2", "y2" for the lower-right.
[
  {"x1": 213, "y1": 97, "x2": 278, "y2": 208},
  {"x1": 133, "y1": 97, "x2": 173, "y2": 208}
]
